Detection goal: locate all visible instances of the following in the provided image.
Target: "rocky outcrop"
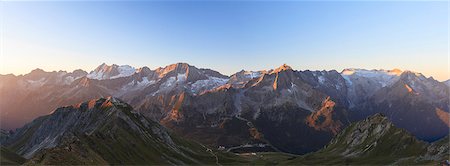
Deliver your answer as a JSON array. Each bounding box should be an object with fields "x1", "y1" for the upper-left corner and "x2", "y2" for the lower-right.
[{"x1": 419, "y1": 135, "x2": 449, "y2": 161}]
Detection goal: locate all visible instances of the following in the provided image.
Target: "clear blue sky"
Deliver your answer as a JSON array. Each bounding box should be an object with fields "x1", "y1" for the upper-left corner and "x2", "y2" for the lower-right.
[{"x1": 1, "y1": 1, "x2": 448, "y2": 81}]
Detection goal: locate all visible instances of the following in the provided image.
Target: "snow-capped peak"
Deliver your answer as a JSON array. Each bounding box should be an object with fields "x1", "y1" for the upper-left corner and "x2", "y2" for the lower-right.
[
  {"x1": 111, "y1": 65, "x2": 136, "y2": 79},
  {"x1": 341, "y1": 68, "x2": 403, "y2": 77},
  {"x1": 87, "y1": 63, "x2": 136, "y2": 80},
  {"x1": 243, "y1": 70, "x2": 266, "y2": 79},
  {"x1": 341, "y1": 68, "x2": 403, "y2": 88}
]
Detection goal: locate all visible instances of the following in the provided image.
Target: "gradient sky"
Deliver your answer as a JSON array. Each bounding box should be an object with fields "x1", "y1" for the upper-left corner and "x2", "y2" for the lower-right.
[{"x1": 1, "y1": 1, "x2": 448, "y2": 81}]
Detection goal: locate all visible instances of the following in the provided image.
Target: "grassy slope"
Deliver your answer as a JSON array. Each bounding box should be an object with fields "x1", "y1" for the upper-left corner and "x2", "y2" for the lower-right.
[
  {"x1": 24, "y1": 103, "x2": 286, "y2": 165},
  {"x1": 281, "y1": 120, "x2": 440, "y2": 165},
  {"x1": 1, "y1": 146, "x2": 26, "y2": 165}
]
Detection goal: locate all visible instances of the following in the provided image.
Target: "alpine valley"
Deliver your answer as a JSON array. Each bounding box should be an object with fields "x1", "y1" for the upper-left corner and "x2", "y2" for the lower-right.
[{"x1": 0, "y1": 63, "x2": 449, "y2": 165}]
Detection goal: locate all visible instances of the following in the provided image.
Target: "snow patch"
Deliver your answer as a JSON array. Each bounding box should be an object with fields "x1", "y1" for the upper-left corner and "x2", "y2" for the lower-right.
[
  {"x1": 342, "y1": 75, "x2": 353, "y2": 86},
  {"x1": 177, "y1": 73, "x2": 187, "y2": 82},
  {"x1": 87, "y1": 65, "x2": 136, "y2": 80},
  {"x1": 158, "y1": 77, "x2": 177, "y2": 93},
  {"x1": 110, "y1": 65, "x2": 136, "y2": 79},
  {"x1": 121, "y1": 77, "x2": 156, "y2": 92},
  {"x1": 341, "y1": 69, "x2": 401, "y2": 87},
  {"x1": 63, "y1": 76, "x2": 83, "y2": 85},
  {"x1": 26, "y1": 78, "x2": 47, "y2": 87},
  {"x1": 191, "y1": 77, "x2": 229, "y2": 94},
  {"x1": 87, "y1": 70, "x2": 106, "y2": 80},
  {"x1": 318, "y1": 76, "x2": 325, "y2": 84},
  {"x1": 243, "y1": 71, "x2": 263, "y2": 79}
]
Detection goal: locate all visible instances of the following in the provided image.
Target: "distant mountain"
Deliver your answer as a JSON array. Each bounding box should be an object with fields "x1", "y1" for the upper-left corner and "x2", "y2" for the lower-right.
[
  {"x1": 341, "y1": 68, "x2": 403, "y2": 107},
  {"x1": 0, "y1": 63, "x2": 448, "y2": 155},
  {"x1": 349, "y1": 70, "x2": 449, "y2": 141},
  {"x1": 286, "y1": 114, "x2": 448, "y2": 165},
  {"x1": 87, "y1": 63, "x2": 136, "y2": 80},
  {"x1": 0, "y1": 69, "x2": 89, "y2": 130}
]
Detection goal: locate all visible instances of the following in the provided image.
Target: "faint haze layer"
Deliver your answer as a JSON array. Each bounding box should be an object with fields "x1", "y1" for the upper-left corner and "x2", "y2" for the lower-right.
[{"x1": 1, "y1": 1, "x2": 448, "y2": 81}]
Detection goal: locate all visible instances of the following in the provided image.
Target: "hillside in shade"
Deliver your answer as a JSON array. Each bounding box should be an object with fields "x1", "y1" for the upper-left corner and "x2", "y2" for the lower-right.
[{"x1": 268, "y1": 114, "x2": 447, "y2": 165}]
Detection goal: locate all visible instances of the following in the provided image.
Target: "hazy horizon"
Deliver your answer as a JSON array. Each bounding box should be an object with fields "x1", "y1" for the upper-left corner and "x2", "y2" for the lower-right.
[
  {"x1": 1, "y1": 1, "x2": 448, "y2": 81},
  {"x1": 2, "y1": 62, "x2": 447, "y2": 82}
]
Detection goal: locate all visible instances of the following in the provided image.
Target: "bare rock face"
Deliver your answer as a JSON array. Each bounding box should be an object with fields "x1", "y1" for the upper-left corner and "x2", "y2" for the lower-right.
[
  {"x1": 420, "y1": 135, "x2": 449, "y2": 161},
  {"x1": 298, "y1": 70, "x2": 349, "y2": 107},
  {"x1": 329, "y1": 114, "x2": 396, "y2": 156}
]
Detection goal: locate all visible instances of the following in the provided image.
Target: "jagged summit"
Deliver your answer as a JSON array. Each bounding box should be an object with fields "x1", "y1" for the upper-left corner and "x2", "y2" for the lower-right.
[
  {"x1": 156, "y1": 62, "x2": 192, "y2": 76},
  {"x1": 29, "y1": 68, "x2": 46, "y2": 74},
  {"x1": 71, "y1": 97, "x2": 131, "y2": 111},
  {"x1": 271, "y1": 64, "x2": 293, "y2": 74},
  {"x1": 400, "y1": 70, "x2": 427, "y2": 80},
  {"x1": 135, "y1": 66, "x2": 152, "y2": 73},
  {"x1": 363, "y1": 113, "x2": 388, "y2": 123},
  {"x1": 159, "y1": 62, "x2": 193, "y2": 69},
  {"x1": 71, "y1": 69, "x2": 88, "y2": 75}
]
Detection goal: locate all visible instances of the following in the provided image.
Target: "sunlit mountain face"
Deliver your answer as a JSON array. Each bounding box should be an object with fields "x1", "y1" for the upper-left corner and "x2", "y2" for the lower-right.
[{"x1": 1, "y1": 63, "x2": 448, "y2": 160}]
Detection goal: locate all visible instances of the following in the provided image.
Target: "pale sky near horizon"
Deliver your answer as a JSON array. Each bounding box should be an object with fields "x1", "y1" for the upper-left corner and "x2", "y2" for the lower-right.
[{"x1": 0, "y1": 1, "x2": 448, "y2": 81}]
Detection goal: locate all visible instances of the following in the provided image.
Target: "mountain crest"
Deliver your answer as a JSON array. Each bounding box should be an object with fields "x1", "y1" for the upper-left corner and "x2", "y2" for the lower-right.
[
  {"x1": 29, "y1": 68, "x2": 46, "y2": 74},
  {"x1": 400, "y1": 70, "x2": 426, "y2": 80},
  {"x1": 72, "y1": 97, "x2": 131, "y2": 111},
  {"x1": 271, "y1": 64, "x2": 293, "y2": 74},
  {"x1": 136, "y1": 66, "x2": 152, "y2": 74},
  {"x1": 157, "y1": 63, "x2": 191, "y2": 76},
  {"x1": 341, "y1": 68, "x2": 403, "y2": 76}
]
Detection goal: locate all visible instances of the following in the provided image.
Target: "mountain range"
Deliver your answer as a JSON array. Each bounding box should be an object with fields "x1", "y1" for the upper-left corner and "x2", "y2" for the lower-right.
[{"x1": 0, "y1": 63, "x2": 448, "y2": 156}]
